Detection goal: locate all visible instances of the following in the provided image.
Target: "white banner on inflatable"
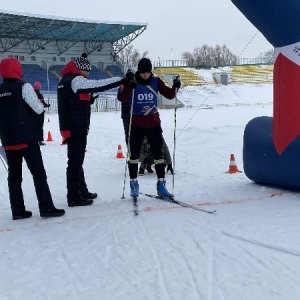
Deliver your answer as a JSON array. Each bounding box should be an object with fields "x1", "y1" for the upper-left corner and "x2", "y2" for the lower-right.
[{"x1": 274, "y1": 42, "x2": 300, "y2": 66}]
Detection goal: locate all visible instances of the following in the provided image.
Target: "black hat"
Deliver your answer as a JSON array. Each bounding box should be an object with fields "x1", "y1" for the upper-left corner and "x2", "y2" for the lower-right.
[
  {"x1": 138, "y1": 58, "x2": 152, "y2": 73},
  {"x1": 74, "y1": 53, "x2": 92, "y2": 71}
]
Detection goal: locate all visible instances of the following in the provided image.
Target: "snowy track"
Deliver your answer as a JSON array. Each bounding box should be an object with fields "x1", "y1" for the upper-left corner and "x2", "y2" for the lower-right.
[{"x1": 1, "y1": 85, "x2": 300, "y2": 299}]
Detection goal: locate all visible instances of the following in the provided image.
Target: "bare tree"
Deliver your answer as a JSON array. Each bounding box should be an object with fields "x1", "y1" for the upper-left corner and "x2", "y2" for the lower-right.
[
  {"x1": 182, "y1": 44, "x2": 237, "y2": 67},
  {"x1": 119, "y1": 44, "x2": 148, "y2": 69},
  {"x1": 182, "y1": 51, "x2": 194, "y2": 66},
  {"x1": 263, "y1": 49, "x2": 274, "y2": 64}
]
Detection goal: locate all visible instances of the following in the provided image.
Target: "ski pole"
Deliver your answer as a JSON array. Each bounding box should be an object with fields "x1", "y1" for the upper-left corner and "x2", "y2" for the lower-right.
[
  {"x1": 121, "y1": 89, "x2": 135, "y2": 199},
  {"x1": 172, "y1": 75, "x2": 180, "y2": 195}
]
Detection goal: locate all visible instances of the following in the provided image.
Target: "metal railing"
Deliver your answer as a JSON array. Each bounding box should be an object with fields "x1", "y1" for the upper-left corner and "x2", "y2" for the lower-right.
[
  {"x1": 152, "y1": 58, "x2": 272, "y2": 68},
  {"x1": 42, "y1": 95, "x2": 121, "y2": 114}
]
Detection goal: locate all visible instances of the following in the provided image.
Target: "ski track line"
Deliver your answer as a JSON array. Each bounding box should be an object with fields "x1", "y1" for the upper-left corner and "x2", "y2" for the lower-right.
[
  {"x1": 163, "y1": 233, "x2": 204, "y2": 300},
  {"x1": 57, "y1": 251, "x2": 85, "y2": 297},
  {"x1": 207, "y1": 247, "x2": 215, "y2": 300},
  {"x1": 137, "y1": 216, "x2": 172, "y2": 300},
  {"x1": 182, "y1": 255, "x2": 204, "y2": 300},
  {"x1": 142, "y1": 191, "x2": 286, "y2": 213},
  {"x1": 190, "y1": 235, "x2": 212, "y2": 299},
  {"x1": 193, "y1": 236, "x2": 216, "y2": 300},
  {"x1": 0, "y1": 191, "x2": 287, "y2": 233},
  {"x1": 113, "y1": 267, "x2": 141, "y2": 296},
  {"x1": 222, "y1": 231, "x2": 300, "y2": 257},
  {"x1": 84, "y1": 218, "x2": 134, "y2": 251},
  {"x1": 236, "y1": 243, "x2": 300, "y2": 294},
  {"x1": 0, "y1": 205, "x2": 134, "y2": 233}
]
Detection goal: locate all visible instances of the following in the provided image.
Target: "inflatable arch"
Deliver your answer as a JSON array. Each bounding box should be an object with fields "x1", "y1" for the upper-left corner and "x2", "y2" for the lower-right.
[{"x1": 231, "y1": 0, "x2": 300, "y2": 189}]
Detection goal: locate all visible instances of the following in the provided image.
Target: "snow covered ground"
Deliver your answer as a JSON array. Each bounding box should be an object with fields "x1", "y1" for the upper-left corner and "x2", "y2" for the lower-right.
[{"x1": 1, "y1": 83, "x2": 300, "y2": 300}]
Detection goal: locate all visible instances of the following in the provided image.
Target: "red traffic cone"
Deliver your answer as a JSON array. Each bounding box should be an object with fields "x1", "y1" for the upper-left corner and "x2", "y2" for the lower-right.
[
  {"x1": 116, "y1": 144, "x2": 125, "y2": 159},
  {"x1": 226, "y1": 154, "x2": 242, "y2": 173},
  {"x1": 46, "y1": 131, "x2": 54, "y2": 142}
]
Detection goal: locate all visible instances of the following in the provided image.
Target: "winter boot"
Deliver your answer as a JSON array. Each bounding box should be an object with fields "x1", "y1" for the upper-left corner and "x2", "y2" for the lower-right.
[
  {"x1": 39, "y1": 141, "x2": 46, "y2": 146},
  {"x1": 146, "y1": 165, "x2": 154, "y2": 173},
  {"x1": 12, "y1": 210, "x2": 32, "y2": 220},
  {"x1": 130, "y1": 180, "x2": 139, "y2": 198},
  {"x1": 68, "y1": 194, "x2": 93, "y2": 207},
  {"x1": 79, "y1": 169, "x2": 97, "y2": 199},
  {"x1": 157, "y1": 179, "x2": 173, "y2": 198},
  {"x1": 40, "y1": 208, "x2": 65, "y2": 218},
  {"x1": 138, "y1": 167, "x2": 145, "y2": 176},
  {"x1": 82, "y1": 192, "x2": 98, "y2": 200}
]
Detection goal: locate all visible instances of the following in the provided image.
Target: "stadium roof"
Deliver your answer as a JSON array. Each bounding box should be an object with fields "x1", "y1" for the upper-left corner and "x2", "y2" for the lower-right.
[{"x1": 0, "y1": 9, "x2": 147, "y2": 55}]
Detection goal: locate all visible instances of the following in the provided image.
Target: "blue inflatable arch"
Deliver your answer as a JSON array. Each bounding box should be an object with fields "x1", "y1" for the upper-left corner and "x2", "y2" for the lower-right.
[{"x1": 231, "y1": 0, "x2": 300, "y2": 190}]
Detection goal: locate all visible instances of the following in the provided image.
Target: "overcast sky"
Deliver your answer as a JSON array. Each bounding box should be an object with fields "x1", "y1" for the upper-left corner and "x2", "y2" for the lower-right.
[{"x1": 1, "y1": 0, "x2": 272, "y2": 62}]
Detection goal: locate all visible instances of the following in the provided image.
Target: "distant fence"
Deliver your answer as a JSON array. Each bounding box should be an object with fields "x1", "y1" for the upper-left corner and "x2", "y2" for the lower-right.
[
  {"x1": 43, "y1": 95, "x2": 121, "y2": 114},
  {"x1": 152, "y1": 57, "x2": 271, "y2": 68}
]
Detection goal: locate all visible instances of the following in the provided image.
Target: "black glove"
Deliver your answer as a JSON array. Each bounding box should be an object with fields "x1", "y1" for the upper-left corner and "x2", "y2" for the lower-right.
[
  {"x1": 125, "y1": 69, "x2": 135, "y2": 80},
  {"x1": 90, "y1": 94, "x2": 99, "y2": 104},
  {"x1": 42, "y1": 100, "x2": 50, "y2": 108},
  {"x1": 167, "y1": 164, "x2": 174, "y2": 174},
  {"x1": 173, "y1": 76, "x2": 181, "y2": 89},
  {"x1": 121, "y1": 78, "x2": 128, "y2": 85},
  {"x1": 129, "y1": 78, "x2": 137, "y2": 89}
]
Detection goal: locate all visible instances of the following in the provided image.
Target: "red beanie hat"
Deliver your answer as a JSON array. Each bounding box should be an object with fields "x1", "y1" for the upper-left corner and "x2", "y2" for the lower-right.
[{"x1": 34, "y1": 81, "x2": 41, "y2": 90}]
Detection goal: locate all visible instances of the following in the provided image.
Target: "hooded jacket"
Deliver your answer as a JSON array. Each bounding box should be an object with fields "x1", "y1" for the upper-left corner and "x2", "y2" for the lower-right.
[
  {"x1": 57, "y1": 60, "x2": 123, "y2": 139},
  {"x1": 0, "y1": 58, "x2": 43, "y2": 148}
]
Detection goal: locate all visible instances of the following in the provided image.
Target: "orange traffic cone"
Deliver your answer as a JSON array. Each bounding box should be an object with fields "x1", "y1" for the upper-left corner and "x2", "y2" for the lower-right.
[
  {"x1": 116, "y1": 144, "x2": 125, "y2": 159},
  {"x1": 46, "y1": 131, "x2": 54, "y2": 142},
  {"x1": 226, "y1": 154, "x2": 242, "y2": 174}
]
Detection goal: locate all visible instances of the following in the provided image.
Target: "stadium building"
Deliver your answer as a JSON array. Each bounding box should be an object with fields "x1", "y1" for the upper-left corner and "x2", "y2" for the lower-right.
[{"x1": 0, "y1": 9, "x2": 147, "y2": 93}]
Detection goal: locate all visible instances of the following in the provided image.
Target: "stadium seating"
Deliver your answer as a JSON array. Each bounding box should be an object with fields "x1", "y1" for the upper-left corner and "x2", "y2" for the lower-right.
[
  {"x1": 88, "y1": 66, "x2": 110, "y2": 80},
  {"x1": 22, "y1": 64, "x2": 58, "y2": 91},
  {"x1": 105, "y1": 65, "x2": 124, "y2": 77},
  {"x1": 51, "y1": 64, "x2": 65, "y2": 76},
  {"x1": 153, "y1": 67, "x2": 208, "y2": 86},
  {"x1": 0, "y1": 62, "x2": 274, "y2": 92},
  {"x1": 223, "y1": 65, "x2": 274, "y2": 84}
]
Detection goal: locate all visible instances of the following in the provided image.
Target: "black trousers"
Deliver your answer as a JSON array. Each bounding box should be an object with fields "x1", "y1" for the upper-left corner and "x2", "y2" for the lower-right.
[
  {"x1": 5, "y1": 142, "x2": 54, "y2": 214},
  {"x1": 66, "y1": 134, "x2": 89, "y2": 198},
  {"x1": 39, "y1": 112, "x2": 45, "y2": 141},
  {"x1": 128, "y1": 125, "x2": 165, "y2": 179},
  {"x1": 122, "y1": 118, "x2": 129, "y2": 145}
]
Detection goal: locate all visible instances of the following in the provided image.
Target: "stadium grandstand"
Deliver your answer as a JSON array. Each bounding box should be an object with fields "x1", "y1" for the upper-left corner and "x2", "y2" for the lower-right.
[{"x1": 0, "y1": 9, "x2": 147, "y2": 92}]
